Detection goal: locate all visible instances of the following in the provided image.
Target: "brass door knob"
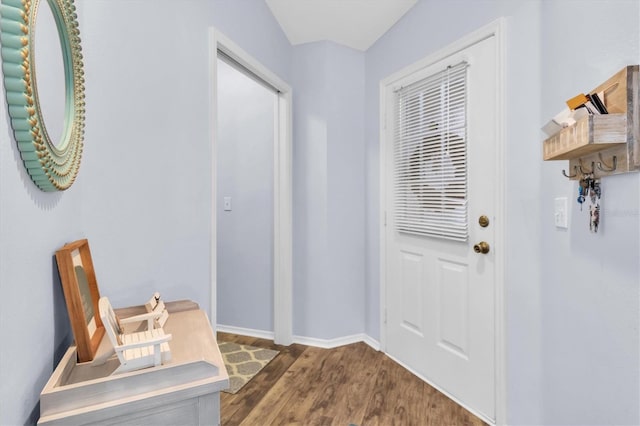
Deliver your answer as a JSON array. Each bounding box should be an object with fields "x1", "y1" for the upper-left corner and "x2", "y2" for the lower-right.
[{"x1": 473, "y1": 241, "x2": 490, "y2": 254}]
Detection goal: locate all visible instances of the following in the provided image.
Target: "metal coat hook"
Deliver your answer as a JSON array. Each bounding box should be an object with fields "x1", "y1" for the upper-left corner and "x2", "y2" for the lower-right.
[
  {"x1": 578, "y1": 159, "x2": 595, "y2": 174},
  {"x1": 597, "y1": 153, "x2": 617, "y2": 172},
  {"x1": 562, "y1": 165, "x2": 578, "y2": 178}
]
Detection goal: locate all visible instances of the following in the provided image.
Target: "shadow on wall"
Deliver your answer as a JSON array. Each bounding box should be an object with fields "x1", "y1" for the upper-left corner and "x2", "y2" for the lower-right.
[
  {"x1": 52, "y1": 255, "x2": 72, "y2": 366},
  {"x1": 24, "y1": 258, "x2": 74, "y2": 425},
  {"x1": 26, "y1": 402, "x2": 39, "y2": 426}
]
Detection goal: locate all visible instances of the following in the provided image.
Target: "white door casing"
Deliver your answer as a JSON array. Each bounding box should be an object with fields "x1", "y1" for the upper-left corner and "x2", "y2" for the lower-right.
[
  {"x1": 209, "y1": 29, "x2": 293, "y2": 345},
  {"x1": 380, "y1": 20, "x2": 505, "y2": 425}
]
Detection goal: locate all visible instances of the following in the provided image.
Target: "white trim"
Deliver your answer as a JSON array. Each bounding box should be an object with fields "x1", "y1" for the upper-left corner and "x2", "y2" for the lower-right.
[
  {"x1": 361, "y1": 335, "x2": 381, "y2": 351},
  {"x1": 216, "y1": 324, "x2": 276, "y2": 341},
  {"x1": 208, "y1": 27, "x2": 218, "y2": 333},
  {"x1": 274, "y1": 90, "x2": 294, "y2": 346},
  {"x1": 293, "y1": 333, "x2": 379, "y2": 350},
  {"x1": 379, "y1": 79, "x2": 388, "y2": 352},
  {"x1": 378, "y1": 18, "x2": 506, "y2": 426},
  {"x1": 208, "y1": 28, "x2": 293, "y2": 346},
  {"x1": 493, "y1": 18, "x2": 508, "y2": 426},
  {"x1": 215, "y1": 32, "x2": 289, "y2": 93},
  {"x1": 217, "y1": 326, "x2": 382, "y2": 352}
]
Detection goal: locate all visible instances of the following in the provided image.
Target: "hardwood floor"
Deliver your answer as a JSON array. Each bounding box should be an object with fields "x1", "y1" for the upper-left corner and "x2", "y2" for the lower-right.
[{"x1": 218, "y1": 332, "x2": 486, "y2": 426}]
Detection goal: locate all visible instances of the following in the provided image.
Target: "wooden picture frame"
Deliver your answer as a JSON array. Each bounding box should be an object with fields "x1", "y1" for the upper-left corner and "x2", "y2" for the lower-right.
[{"x1": 55, "y1": 239, "x2": 105, "y2": 362}]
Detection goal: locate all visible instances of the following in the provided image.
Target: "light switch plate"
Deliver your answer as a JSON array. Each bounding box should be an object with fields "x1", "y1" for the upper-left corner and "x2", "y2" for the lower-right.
[
  {"x1": 554, "y1": 197, "x2": 568, "y2": 228},
  {"x1": 223, "y1": 196, "x2": 232, "y2": 211}
]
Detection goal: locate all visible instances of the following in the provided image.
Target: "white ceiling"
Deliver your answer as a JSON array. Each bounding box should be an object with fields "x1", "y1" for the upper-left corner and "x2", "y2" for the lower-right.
[{"x1": 265, "y1": 0, "x2": 418, "y2": 52}]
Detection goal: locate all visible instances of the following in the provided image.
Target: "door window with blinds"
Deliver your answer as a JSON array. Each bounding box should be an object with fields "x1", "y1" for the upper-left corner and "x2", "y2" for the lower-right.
[{"x1": 393, "y1": 61, "x2": 469, "y2": 242}]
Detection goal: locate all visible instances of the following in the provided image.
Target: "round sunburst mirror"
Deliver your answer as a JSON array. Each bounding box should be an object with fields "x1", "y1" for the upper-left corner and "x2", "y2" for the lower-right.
[{"x1": 1, "y1": 0, "x2": 85, "y2": 191}]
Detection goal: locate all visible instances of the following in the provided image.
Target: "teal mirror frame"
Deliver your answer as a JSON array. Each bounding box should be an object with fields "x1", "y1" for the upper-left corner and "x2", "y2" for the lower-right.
[{"x1": 1, "y1": 0, "x2": 85, "y2": 191}]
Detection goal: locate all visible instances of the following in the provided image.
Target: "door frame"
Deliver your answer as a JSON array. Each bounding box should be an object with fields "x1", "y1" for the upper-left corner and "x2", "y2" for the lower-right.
[
  {"x1": 378, "y1": 18, "x2": 506, "y2": 424},
  {"x1": 208, "y1": 28, "x2": 293, "y2": 345}
]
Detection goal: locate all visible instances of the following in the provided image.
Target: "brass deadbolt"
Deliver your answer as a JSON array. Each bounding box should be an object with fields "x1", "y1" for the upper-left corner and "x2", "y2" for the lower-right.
[
  {"x1": 479, "y1": 215, "x2": 490, "y2": 227},
  {"x1": 473, "y1": 241, "x2": 490, "y2": 254}
]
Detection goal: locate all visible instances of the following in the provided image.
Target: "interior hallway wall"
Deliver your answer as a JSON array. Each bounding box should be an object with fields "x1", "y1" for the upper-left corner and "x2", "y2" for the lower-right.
[
  {"x1": 0, "y1": 2, "x2": 87, "y2": 422},
  {"x1": 0, "y1": 1, "x2": 293, "y2": 424},
  {"x1": 76, "y1": 0, "x2": 215, "y2": 311},
  {"x1": 364, "y1": 1, "x2": 543, "y2": 424},
  {"x1": 76, "y1": 0, "x2": 292, "y2": 313},
  {"x1": 210, "y1": 0, "x2": 292, "y2": 84},
  {"x1": 292, "y1": 41, "x2": 366, "y2": 340},
  {"x1": 539, "y1": 1, "x2": 640, "y2": 424},
  {"x1": 2, "y1": 0, "x2": 638, "y2": 424},
  {"x1": 216, "y1": 59, "x2": 275, "y2": 332},
  {"x1": 365, "y1": 0, "x2": 639, "y2": 424}
]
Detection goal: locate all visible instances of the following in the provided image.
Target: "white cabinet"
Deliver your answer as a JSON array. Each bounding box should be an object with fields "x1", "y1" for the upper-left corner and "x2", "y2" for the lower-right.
[{"x1": 38, "y1": 309, "x2": 228, "y2": 425}]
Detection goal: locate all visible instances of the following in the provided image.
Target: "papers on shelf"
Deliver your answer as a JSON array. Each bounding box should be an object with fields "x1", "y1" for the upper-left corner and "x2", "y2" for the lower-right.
[{"x1": 542, "y1": 107, "x2": 589, "y2": 137}]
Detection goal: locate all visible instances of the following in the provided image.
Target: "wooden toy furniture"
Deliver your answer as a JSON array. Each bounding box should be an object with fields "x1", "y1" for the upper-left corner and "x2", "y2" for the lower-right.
[
  {"x1": 144, "y1": 292, "x2": 169, "y2": 328},
  {"x1": 98, "y1": 296, "x2": 172, "y2": 374},
  {"x1": 38, "y1": 308, "x2": 228, "y2": 425}
]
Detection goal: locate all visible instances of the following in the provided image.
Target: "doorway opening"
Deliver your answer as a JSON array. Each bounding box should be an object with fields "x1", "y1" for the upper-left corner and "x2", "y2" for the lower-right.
[
  {"x1": 209, "y1": 29, "x2": 293, "y2": 345},
  {"x1": 216, "y1": 56, "x2": 276, "y2": 336}
]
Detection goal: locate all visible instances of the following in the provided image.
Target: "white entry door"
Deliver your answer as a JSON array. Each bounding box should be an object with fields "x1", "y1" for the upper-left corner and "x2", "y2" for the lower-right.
[{"x1": 384, "y1": 35, "x2": 498, "y2": 420}]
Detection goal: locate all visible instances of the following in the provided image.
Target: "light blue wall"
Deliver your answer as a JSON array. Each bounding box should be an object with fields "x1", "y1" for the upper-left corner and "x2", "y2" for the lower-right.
[
  {"x1": 325, "y1": 42, "x2": 366, "y2": 340},
  {"x1": 77, "y1": 0, "x2": 215, "y2": 310},
  {"x1": 365, "y1": 0, "x2": 638, "y2": 424},
  {"x1": 365, "y1": 2, "x2": 543, "y2": 423},
  {"x1": 539, "y1": 1, "x2": 640, "y2": 424},
  {"x1": 210, "y1": 0, "x2": 292, "y2": 84},
  {"x1": 216, "y1": 59, "x2": 275, "y2": 332},
  {"x1": 292, "y1": 43, "x2": 330, "y2": 338},
  {"x1": 292, "y1": 41, "x2": 366, "y2": 339},
  {"x1": 0, "y1": 2, "x2": 86, "y2": 423},
  {"x1": 2, "y1": 0, "x2": 639, "y2": 424},
  {"x1": 0, "y1": 1, "x2": 292, "y2": 424}
]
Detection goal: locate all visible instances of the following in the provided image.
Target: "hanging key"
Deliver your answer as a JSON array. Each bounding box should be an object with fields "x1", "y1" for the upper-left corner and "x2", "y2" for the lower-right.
[
  {"x1": 589, "y1": 178, "x2": 601, "y2": 233},
  {"x1": 577, "y1": 176, "x2": 586, "y2": 210}
]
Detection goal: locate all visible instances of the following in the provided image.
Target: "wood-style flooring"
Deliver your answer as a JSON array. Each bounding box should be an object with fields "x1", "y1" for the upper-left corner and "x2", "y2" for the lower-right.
[{"x1": 218, "y1": 332, "x2": 485, "y2": 426}]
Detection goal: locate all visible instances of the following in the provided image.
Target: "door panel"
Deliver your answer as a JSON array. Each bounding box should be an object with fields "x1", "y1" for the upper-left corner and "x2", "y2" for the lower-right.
[
  {"x1": 400, "y1": 250, "x2": 424, "y2": 336},
  {"x1": 385, "y1": 35, "x2": 497, "y2": 420},
  {"x1": 437, "y1": 258, "x2": 469, "y2": 359}
]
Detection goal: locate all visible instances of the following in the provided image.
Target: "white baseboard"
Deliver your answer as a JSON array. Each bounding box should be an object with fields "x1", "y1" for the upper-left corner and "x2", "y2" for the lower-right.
[
  {"x1": 362, "y1": 334, "x2": 381, "y2": 351},
  {"x1": 293, "y1": 333, "x2": 381, "y2": 350},
  {"x1": 215, "y1": 325, "x2": 381, "y2": 351},
  {"x1": 292, "y1": 333, "x2": 362, "y2": 349},
  {"x1": 216, "y1": 324, "x2": 275, "y2": 340}
]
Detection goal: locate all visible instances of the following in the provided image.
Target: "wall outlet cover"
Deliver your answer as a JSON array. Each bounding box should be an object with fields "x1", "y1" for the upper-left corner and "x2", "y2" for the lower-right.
[{"x1": 554, "y1": 197, "x2": 568, "y2": 228}]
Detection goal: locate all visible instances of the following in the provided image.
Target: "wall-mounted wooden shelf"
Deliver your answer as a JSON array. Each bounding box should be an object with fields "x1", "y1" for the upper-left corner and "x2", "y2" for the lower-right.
[
  {"x1": 543, "y1": 114, "x2": 627, "y2": 160},
  {"x1": 543, "y1": 65, "x2": 640, "y2": 180}
]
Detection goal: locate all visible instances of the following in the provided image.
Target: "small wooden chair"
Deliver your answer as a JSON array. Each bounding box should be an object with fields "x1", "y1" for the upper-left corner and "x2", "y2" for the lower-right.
[
  {"x1": 144, "y1": 292, "x2": 169, "y2": 328},
  {"x1": 98, "y1": 296, "x2": 172, "y2": 374}
]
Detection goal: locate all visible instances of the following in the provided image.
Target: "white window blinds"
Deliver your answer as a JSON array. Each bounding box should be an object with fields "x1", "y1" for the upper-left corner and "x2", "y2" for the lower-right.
[{"x1": 393, "y1": 61, "x2": 469, "y2": 242}]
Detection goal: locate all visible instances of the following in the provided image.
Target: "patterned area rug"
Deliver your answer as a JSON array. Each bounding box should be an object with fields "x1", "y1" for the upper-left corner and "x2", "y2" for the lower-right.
[{"x1": 219, "y1": 341, "x2": 279, "y2": 394}]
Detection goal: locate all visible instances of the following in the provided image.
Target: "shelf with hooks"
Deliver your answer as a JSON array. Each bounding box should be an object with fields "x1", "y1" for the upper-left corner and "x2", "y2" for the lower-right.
[{"x1": 543, "y1": 65, "x2": 640, "y2": 180}]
